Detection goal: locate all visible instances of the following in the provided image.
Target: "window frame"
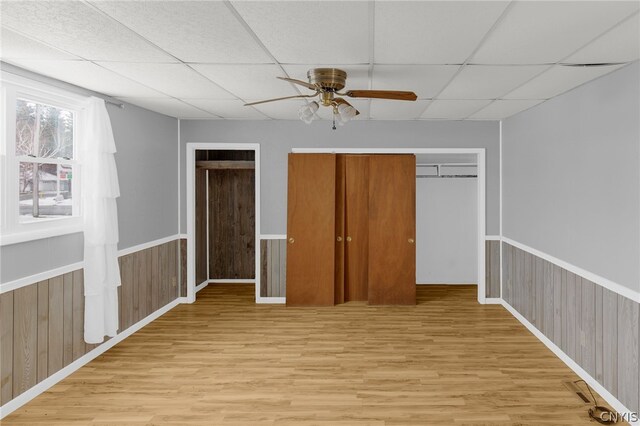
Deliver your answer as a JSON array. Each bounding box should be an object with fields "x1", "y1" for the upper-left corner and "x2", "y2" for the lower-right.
[{"x1": 1, "y1": 73, "x2": 87, "y2": 246}]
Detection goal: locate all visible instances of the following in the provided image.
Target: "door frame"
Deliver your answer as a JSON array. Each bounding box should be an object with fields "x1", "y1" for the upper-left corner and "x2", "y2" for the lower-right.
[
  {"x1": 291, "y1": 148, "x2": 487, "y2": 304},
  {"x1": 186, "y1": 143, "x2": 261, "y2": 304}
]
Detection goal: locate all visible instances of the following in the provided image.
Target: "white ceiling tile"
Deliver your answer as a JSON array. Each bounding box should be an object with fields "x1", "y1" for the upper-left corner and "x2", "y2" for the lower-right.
[
  {"x1": 91, "y1": 1, "x2": 270, "y2": 64},
  {"x1": 565, "y1": 13, "x2": 640, "y2": 64},
  {"x1": 421, "y1": 100, "x2": 492, "y2": 119},
  {"x1": 375, "y1": 1, "x2": 510, "y2": 64},
  {"x1": 97, "y1": 63, "x2": 234, "y2": 99},
  {"x1": 190, "y1": 64, "x2": 298, "y2": 100},
  {"x1": 0, "y1": 1, "x2": 175, "y2": 62},
  {"x1": 0, "y1": 28, "x2": 79, "y2": 60},
  {"x1": 472, "y1": 2, "x2": 640, "y2": 64},
  {"x1": 250, "y1": 99, "x2": 307, "y2": 120},
  {"x1": 3, "y1": 59, "x2": 165, "y2": 98},
  {"x1": 231, "y1": 1, "x2": 369, "y2": 64},
  {"x1": 369, "y1": 99, "x2": 431, "y2": 120},
  {"x1": 504, "y1": 64, "x2": 625, "y2": 100},
  {"x1": 314, "y1": 99, "x2": 371, "y2": 121},
  {"x1": 372, "y1": 65, "x2": 460, "y2": 99},
  {"x1": 120, "y1": 97, "x2": 216, "y2": 119},
  {"x1": 438, "y1": 65, "x2": 548, "y2": 100},
  {"x1": 185, "y1": 99, "x2": 267, "y2": 119},
  {"x1": 282, "y1": 65, "x2": 370, "y2": 92},
  {"x1": 469, "y1": 99, "x2": 545, "y2": 120}
]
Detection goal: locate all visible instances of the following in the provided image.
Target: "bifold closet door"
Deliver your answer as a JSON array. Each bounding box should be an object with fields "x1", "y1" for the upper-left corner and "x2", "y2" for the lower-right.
[
  {"x1": 286, "y1": 153, "x2": 336, "y2": 306},
  {"x1": 344, "y1": 155, "x2": 369, "y2": 301},
  {"x1": 368, "y1": 155, "x2": 416, "y2": 305}
]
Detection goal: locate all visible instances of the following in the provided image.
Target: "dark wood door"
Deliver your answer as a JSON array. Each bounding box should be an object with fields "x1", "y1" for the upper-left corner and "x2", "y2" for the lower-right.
[
  {"x1": 368, "y1": 154, "x2": 416, "y2": 305},
  {"x1": 286, "y1": 153, "x2": 336, "y2": 306},
  {"x1": 344, "y1": 155, "x2": 370, "y2": 301},
  {"x1": 334, "y1": 155, "x2": 346, "y2": 304}
]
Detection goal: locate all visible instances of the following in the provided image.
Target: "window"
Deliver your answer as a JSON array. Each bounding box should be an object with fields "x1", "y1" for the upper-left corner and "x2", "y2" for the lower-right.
[{"x1": 1, "y1": 74, "x2": 86, "y2": 245}]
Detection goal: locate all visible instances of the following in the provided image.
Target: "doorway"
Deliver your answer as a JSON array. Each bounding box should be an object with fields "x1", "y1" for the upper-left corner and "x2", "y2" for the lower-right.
[{"x1": 186, "y1": 143, "x2": 261, "y2": 303}]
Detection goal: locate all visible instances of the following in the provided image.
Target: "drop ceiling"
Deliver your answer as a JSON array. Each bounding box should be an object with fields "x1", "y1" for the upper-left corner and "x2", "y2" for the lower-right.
[{"x1": 1, "y1": 1, "x2": 638, "y2": 121}]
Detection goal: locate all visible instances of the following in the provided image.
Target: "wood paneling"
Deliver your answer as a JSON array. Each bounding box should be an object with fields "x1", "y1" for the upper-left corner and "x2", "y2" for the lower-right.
[
  {"x1": 344, "y1": 155, "x2": 369, "y2": 302},
  {"x1": 368, "y1": 155, "x2": 416, "y2": 305},
  {"x1": 502, "y1": 241, "x2": 640, "y2": 414},
  {"x1": 485, "y1": 240, "x2": 500, "y2": 298},
  {"x1": 260, "y1": 239, "x2": 287, "y2": 298},
  {"x1": 0, "y1": 240, "x2": 180, "y2": 407},
  {"x1": 208, "y1": 168, "x2": 255, "y2": 279},
  {"x1": 195, "y1": 168, "x2": 208, "y2": 285},
  {"x1": 286, "y1": 153, "x2": 336, "y2": 306},
  {"x1": 1, "y1": 292, "x2": 14, "y2": 404},
  {"x1": 3, "y1": 284, "x2": 620, "y2": 425},
  {"x1": 180, "y1": 238, "x2": 187, "y2": 298}
]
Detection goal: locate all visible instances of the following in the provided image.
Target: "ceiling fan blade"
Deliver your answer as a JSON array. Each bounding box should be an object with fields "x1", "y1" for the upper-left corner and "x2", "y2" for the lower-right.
[
  {"x1": 244, "y1": 93, "x2": 317, "y2": 106},
  {"x1": 277, "y1": 76, "x2": 317, "y2": 91},
  {"x1": 345, "y1": 90, "x2": 417, "y2": 101},
  {"x1": 333, "y1": 98, "x2": 360, "y2": 116}
]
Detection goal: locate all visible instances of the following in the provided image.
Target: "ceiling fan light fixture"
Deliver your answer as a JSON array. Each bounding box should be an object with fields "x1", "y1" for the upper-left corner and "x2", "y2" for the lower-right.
[
  {"x1": 298, "y1": 101, "x2": 319, "y2": 124},
  {"x1": 337, "y1": 103, "x2": 357, "y2": 121}
]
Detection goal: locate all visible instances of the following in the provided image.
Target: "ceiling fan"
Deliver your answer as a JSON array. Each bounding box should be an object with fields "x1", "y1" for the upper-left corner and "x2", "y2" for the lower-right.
[{"x1": 244, "y1": 68, "x2": 418, "y2": 128}]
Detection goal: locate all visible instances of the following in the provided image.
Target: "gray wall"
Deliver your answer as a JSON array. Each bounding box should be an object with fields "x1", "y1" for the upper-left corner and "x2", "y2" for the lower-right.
[
  {"x1": 416, "y1": 177, "x2": 477, "y2": 284},
  {"x1": 502, "y1": 61, "x2": 640, "y2": 292},
  {"x1": 179, "y1": 120, "x2": 500, "y2": 235},
  {"x1": 0, "y1": 64, "x2": 180, "y2": 284}
]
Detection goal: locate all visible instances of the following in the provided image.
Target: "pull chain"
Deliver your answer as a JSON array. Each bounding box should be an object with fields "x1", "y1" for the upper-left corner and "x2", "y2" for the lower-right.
[{"x1": 332, "y1": 114, "x2": 337, "y2": 130}]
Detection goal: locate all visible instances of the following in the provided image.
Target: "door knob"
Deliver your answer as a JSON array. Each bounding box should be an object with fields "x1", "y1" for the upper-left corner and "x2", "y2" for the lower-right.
[
  {"x1": 346, "y1": 236, "x2": 352, "y2": 242},
  {"x1": 336, "y1": 236, "x2": 343, "y2": 242},
  {"x1": 408, "y1": 238, "x2": 414, "y2": 244},
  {"x1": 288, "y1": 237, "x2": 295, "y2": 244}
]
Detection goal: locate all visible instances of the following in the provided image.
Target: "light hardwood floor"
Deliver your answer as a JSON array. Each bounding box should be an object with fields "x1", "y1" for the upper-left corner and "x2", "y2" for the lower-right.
[{"x1": 3, "y1": 284, "x2": 613, "y2": 425}]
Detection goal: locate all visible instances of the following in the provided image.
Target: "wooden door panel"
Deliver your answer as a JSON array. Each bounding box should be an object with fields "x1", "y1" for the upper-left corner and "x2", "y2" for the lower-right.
[
  {"x1": 368, "y1": 155, "x2": 416, "y2": 305},
  {"x1": 286, "y1": 153, "x2": 336, "y2": 306},
  {"x1": 334, "y1": 155, "x2": 346, "y2": 304},
  {"x1": 344, "y1": 155, "x2": 369, "y2": 302}
]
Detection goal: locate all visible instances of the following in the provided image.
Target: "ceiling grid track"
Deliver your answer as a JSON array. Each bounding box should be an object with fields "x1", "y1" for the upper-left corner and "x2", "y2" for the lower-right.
[
  {"x1": 223, "y1": 0, "x2": 319, "y2": 119},
  {"x1": 421, "y1": 1, "x2": 517, "y2": 120},
  {"x1": 497, "y1": 9, "x2": 640, "y2": 103},
  {"x1": 83, "y1": 0, "x2": 268, "y2": 119},
  {"x1": 366, "y1": 0, "x2": 375, "y2": 120}
]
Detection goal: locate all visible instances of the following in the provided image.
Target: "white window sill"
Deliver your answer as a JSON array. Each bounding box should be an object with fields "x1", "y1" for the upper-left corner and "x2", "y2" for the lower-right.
[{"x1": 0, "y1": 223, "x2": 84, "y2": 246}]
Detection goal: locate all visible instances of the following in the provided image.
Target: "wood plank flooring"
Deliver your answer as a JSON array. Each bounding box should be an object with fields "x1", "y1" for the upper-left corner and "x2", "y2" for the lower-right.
[{"x1": 3, "y1": 285, "x2": 615, "y2": 425}]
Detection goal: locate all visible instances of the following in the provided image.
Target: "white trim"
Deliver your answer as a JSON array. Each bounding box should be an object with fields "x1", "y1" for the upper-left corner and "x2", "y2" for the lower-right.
[
  {"x1": 195, "y1": 280, "x2": 208, "y2": 293},
  {"x1": 0, "y1": 261, "x2": 84, "y2": 294},
  {"x1": 0, "y1": 234, "x2": 183, "y2": 293},
  {"x1": 485, "y1": 235, "x2": 501, "y2": 241},
  {"x1": 209, "y1": 279, "x2": 255, "y2": 284},
  {"x1": 0, "y1": 298, "x2": 180, "y2": 419},
  {"x1": 117, "y1": 234, "x2": 182, "y2": 257},
  {"x1": 256, "y1": 297, "x2": 286, "y2": 304},
  {"x1": 186, "y1": 143, "x2": 261, "y2": 305},
  {"x1": 179, "y1": 233, "x2": 187, "y2": 239},
  {"x1": 502, "y1": 236, "x2": 640, "y2": 303},
  {"x1": 260, "y1": 234, "x2": 286, "y2": 240},
  {"x1": 499, "y1": 120, "x2": 503, "y2": 299},
  {"x1": 292, "y1": 147, "x2": 487, "y2": 305},
  {"x1": 484, "y1": 297, "x2": 503, "y2": 304},
  {"x1": 416, "y1": 283, "x2": 477, "y2": 286},
  {"x1": 205, "y1": 169, "x2": 210, "y2": 283},
  {"x1": 501, "y1": 300, "x2": 639, "y2": 426}
]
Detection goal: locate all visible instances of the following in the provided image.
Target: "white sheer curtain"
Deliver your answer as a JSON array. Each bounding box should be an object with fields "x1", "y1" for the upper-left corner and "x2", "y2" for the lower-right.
[{"x1": 82, "y1": 97, "x2": 121, "y2": 344}]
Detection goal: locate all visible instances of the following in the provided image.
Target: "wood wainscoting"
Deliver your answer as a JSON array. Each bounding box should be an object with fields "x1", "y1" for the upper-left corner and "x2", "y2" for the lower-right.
[
  {"x1": 502, "y1": 241, "x2": 640, "y2": 415},
  {"x1": 485, "y1": 239, "x2": 501, "y2": 298},
  {"x1": 0, "y1": 239, "x2": 181, "y2": 407},
  {"x1": 260, "y1": 239, "x2": 286, "y2": 298}
]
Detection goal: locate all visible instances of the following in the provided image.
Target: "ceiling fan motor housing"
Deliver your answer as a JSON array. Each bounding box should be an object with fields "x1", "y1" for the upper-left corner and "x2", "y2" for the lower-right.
[{"x1": 308, "y1": 68, "x2": 347, "y2": 92}]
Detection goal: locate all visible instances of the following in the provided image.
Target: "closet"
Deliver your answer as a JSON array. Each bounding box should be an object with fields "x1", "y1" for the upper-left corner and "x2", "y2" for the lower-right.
[{"x1": 286, "y1": 153, "x2": 416, "y2": 306}]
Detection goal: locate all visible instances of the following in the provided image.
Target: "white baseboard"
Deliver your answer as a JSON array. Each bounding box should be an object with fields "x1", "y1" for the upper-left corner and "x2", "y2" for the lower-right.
[
  {"x1": 256, "y1": 296, "x2": 286, "y2": 304},
  {"x1": 195, "y1": 280, "x2": 209, "y2": 293},
  {"x1": 484, "y1": 297, "x2": 502, "y2": 304},
  {"x1": 0, "y1": 298, "x2": 181, "y2": 420},
  {"x1": 208, "y1": 279, "x2": 255, "y2": 284},
  {"x1": 500, "y1": 300, "x2": 639, "y2": 426},
  {"x1": 416, "y1": 283, "x2": 477, "y2": 286}
]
